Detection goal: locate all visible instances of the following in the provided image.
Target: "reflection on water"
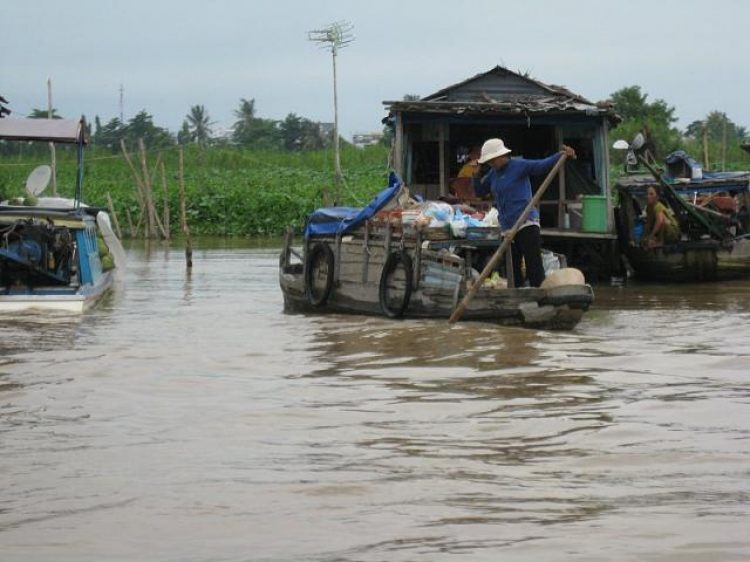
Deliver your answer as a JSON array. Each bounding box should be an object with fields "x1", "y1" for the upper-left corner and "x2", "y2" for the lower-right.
[{"x1": 1, "y1": 237, "x2": 749, "y2": 562}]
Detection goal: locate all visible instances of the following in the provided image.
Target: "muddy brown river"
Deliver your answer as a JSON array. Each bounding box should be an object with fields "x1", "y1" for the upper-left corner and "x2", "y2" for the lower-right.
[{"x1": 1, "y1": 238, "x2": 749, "y2": 561}]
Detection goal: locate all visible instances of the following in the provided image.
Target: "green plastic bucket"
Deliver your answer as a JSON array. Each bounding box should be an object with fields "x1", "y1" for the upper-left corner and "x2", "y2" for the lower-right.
[{"x1": 581, "y1": 195, "x2": 608, "y2": 233}]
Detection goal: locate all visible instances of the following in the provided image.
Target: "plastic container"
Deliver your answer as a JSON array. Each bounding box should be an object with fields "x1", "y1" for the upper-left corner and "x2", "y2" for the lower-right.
[{"x1": 581, "y1": 195, "x2": 608, "y2": 233}]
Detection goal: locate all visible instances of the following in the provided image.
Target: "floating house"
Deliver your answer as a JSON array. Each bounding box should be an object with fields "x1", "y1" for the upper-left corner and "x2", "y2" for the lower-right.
[{"x1": 383, "y1": 66, "x2": 622, "y2": 277}]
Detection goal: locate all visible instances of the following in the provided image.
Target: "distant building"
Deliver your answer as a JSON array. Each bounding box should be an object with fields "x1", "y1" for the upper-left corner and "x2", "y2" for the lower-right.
[
  {"x1": 318, "y1": 122, "x2": 334, "y2": 135},
  {"x1": 352, "y1": 131, "x2": 384, "y2": 148}
]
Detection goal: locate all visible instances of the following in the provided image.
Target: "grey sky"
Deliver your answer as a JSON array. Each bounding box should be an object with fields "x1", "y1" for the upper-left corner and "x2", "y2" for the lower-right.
[{"x1": 3, "y1": 0, "x2": 749, "y2": 139}]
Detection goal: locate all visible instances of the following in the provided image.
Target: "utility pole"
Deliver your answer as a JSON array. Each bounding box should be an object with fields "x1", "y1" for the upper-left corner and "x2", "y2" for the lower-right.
[
  {"x1": 308, "y1": 21, "x2": 354, "y2": 206},
  {"x1": 47, "y1": 77, "x2": 57, "y2": 195},
  {"x1": 722, "y1": 114, "x2": 727, "y2": 172},
  {"x1": 119, "y1": 83, "x2": 124, "y2": 123}
]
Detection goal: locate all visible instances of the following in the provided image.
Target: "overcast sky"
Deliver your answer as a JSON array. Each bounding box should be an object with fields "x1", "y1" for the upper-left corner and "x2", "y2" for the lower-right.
[{"x1": 3, "y1": 0, "x2": 748, "y2": 139}]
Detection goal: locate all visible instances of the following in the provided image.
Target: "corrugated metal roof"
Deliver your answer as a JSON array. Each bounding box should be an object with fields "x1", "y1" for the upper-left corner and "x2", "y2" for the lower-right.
[
  {"x1": 384, "y1": 65, "x2": 619, "y2": 122},
  {"x1": 0, "y1": 117, "x2": 87, "y2": 144}
]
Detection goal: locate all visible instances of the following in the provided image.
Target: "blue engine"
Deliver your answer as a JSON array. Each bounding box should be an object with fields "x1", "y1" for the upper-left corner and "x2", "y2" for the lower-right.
[{"x1": 7, "y1": 239, "x2": 44, "y2": 267}]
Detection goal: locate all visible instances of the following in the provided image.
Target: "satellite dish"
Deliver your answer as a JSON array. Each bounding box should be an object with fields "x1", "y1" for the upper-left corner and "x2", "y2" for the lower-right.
[
  {"x1": 631, "y1": 132, "x2": 645, "y2": 151},
  {"x1": 612, "y1": 139, "x2": 630, "y2": 150},
  {"x1": 25, "y1": 165, "x2": 52, "y2": 196}
]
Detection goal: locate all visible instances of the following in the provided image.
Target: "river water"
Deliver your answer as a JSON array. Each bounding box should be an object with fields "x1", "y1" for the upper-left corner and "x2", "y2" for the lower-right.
[{"x1": 1, "y1": 238, "x2": 749, "y2": 561}]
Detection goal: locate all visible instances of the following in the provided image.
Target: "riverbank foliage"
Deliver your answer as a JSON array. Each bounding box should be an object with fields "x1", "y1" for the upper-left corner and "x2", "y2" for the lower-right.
[{"x1": 0, "y1": 144, "x2": 391, "y2": 236}]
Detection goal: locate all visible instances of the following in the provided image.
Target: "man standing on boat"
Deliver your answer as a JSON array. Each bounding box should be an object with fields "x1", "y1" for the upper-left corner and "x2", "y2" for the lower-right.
[{"x1": 473, "y1": 139, "x2": 576, "y2": 287}]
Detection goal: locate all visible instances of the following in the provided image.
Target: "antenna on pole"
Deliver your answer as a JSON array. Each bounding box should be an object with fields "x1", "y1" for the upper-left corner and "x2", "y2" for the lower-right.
[
  {"x1": 308, "y1": 21, "x2": 354, "y2": 206},
  {"x1": 119, "y1": 83, "x2": 124, "y2": 123}
]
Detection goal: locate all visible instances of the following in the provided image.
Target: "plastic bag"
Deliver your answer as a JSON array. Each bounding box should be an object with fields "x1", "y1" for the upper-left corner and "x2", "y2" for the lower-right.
[
  {"x1": 483, "y1": 208, "x2": 499, "y2": 227},
  {"x1": 449, "y1": 219, "x2": 468, "y2": 238}
]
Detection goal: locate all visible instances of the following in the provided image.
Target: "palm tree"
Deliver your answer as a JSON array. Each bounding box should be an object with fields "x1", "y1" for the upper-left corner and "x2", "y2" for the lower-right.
[
  {"x1": 232, "y1": 98, "x2": 256, "y2": 145},
  {"x1": 186, "y1": 105, "x2": 214, "y2": 146}
]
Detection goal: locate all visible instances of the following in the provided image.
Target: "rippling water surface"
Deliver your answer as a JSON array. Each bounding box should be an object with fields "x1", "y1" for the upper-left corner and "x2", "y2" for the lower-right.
[{"x1": 1, "y1": 239, "x2": 749, "y2": 561}]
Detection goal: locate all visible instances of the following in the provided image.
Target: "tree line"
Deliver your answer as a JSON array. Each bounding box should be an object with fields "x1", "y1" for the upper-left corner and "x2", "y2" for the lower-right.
[
  {"x1": 1, "y1": 86, "x2": 748, "y2": 168},
  {"x1": 608, "y1": 85, "x2": 748, "y2": 169},
  {"x1": 0, "y1": 98, "x2": 341, "y2": 156}
]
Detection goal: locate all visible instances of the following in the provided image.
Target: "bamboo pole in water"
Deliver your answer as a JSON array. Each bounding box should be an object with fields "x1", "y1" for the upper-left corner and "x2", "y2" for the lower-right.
[
  {"x1": 138, "y1": 139, "x2": 157, "y2": 239},
  {"x1": 125, "y1": 208, "x2": 135, "y2": 238},
  {"x1": 178, "y1": 147, "x2": 193, "y2": 269},
  {"x1": 449, "y1": 154, "x2": 568, "y2": 324},
  {"x1": 160, "y1": 161, "x2": 170, "y2": 240},
  {"x1": 136, "y1": 140, "x2": 169, "y2": 240},
  {"x1": 119, "y1": 139, "x2": 147, "y2": 233},
  {"x1": 106, "y1": 192, "x2": 123, "y2": 240}
]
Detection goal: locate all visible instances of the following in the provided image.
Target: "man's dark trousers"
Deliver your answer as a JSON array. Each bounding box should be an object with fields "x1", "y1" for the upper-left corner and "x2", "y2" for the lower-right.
[{"x1": 511, "y1": 225, "x2": 545, "y2": 288}]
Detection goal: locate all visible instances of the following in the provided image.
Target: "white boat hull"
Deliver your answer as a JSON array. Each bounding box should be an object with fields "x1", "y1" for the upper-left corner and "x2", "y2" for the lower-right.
[{"x1": 0, "y1": 270, "x2": 114, "y2": 314}]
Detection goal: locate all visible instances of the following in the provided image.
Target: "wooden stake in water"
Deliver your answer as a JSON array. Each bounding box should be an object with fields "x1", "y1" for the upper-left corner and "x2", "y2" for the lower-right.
[
  {"x1": 448, "y1": 154, "x2": 568, "y2": 324},
  {"x1": 178, "y1": 148, "x2": 193, "y2": 269},
  {"x1": 106, "y1": 192, "x2": 123, "y2": 240},
  {"x1": 160, "y1": 161, "x2": 170, "y2": 240}
]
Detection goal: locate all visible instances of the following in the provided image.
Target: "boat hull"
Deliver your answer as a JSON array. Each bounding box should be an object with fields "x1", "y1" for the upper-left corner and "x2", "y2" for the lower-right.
[
  {"x1": 0, "y1": 270, "x2": 114, "y2": 313},
  {"x1": 625, "y1": 239, "x2": 750, "y2": 282},
  {"x1": 280, "y1": 236, "x2": 593, "y2": 331}
]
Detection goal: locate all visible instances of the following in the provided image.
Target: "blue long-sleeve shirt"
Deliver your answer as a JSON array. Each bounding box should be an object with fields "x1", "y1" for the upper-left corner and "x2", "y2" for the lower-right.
[{"x1": 473, "y1": 153, "x2": 562, "y2": 231}]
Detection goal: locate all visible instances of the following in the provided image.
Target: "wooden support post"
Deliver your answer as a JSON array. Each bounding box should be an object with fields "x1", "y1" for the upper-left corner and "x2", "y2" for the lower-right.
[
  {"x1": 178, "y1": 147, "x2": 193, "y2": 269},
  {"x1": 555, "y1": 126, "x2": 566, "y2": 229},
  {"x1": 438, "y1": 122, "x2": 447, "y2": 197},
  {"x1": 601, "y1": 117, "x2": 614, "y2": 233},
  {"x1": 393, "y1": 114, "x2": 404, "y2": 178},
  {"x1": 106, "y1": 192, "x2": 123, "y2": 240}
]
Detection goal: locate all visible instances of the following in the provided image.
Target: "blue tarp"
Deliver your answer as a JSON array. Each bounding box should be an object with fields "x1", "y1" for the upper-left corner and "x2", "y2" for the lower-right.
[
  {"x1": 664, "y1": 150, "x2": 700, "y2": 170},
  {"x1": 304, "y1": 172, "x2": 403, "y2": 239}
]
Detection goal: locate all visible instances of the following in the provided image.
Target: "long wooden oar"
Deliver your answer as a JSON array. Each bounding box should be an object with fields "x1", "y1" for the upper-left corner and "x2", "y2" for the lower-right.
[{"x1": 448, "y1": 154, "x2": 568, "y2": 324}]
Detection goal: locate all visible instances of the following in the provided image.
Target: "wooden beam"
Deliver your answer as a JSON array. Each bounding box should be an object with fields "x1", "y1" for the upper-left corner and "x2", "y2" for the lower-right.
[
  {"x1": 555, "y1": 126, "x2": 566, "y2": 229},
  {"x1": 393, "y1": 114, "x2": 404, "y2": 177},
  {"x1": 438, "y1": 121, "x2": 447, "y2": 197},
  {"x1": 602, "y1": 116, "x2": 614, "y2": 233}
]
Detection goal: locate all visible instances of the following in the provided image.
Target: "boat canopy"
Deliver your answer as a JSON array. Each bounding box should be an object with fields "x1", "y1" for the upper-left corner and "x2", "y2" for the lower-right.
[
  {"x1": 0, "y1": 117, "x2": 87, "y2": 145},
  {"x1": 304, "y1": 172, "x2": 403, "y2": 239}
]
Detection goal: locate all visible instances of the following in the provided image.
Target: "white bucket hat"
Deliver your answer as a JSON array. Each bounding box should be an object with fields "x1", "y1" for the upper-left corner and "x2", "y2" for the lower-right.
[{"x1": 478, "y1": 138, "x2": 512, "y2": 163}]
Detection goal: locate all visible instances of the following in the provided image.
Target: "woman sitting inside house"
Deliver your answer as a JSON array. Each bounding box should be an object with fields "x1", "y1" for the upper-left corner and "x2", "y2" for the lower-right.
[{"x1": 643, "y1": 186, "x2": 680, "y2": 248}]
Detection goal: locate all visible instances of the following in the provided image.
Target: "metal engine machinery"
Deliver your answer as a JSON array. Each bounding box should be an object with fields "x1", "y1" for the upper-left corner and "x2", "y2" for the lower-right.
[{"x1": 0, "y1": 220, "x2": 76, "y2": 287}]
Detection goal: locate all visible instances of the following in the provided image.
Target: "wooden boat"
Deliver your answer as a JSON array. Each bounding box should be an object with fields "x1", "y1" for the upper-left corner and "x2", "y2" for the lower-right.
[
  {"x1": 280, "y1": 175, "x2": 593, "y2": 330},
  {"x1": 0, "y1": 117, "x2": 123, "y2": 312},
  {"x1": 615, "y1": 154, "x2": 750, "y2": 282}
]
